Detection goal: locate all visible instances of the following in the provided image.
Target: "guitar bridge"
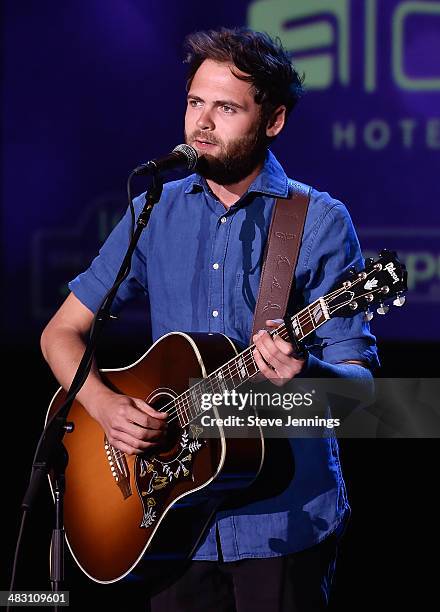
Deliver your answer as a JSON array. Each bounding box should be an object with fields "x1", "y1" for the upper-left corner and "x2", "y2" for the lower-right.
[{"x1": 104, "y1": 436, "x2": 132, "y2": 499}]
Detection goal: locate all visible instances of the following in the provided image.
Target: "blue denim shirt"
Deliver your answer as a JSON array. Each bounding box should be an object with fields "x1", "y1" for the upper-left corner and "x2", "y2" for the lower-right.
[{"x1": 70, "y1": 151, "x2": 378, "y2": 560}]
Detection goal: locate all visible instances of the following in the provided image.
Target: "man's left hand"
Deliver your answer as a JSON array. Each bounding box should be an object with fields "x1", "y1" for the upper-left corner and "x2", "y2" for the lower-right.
[{"x1": 252, "y1": 319, "x2": 306, "y2": 387}]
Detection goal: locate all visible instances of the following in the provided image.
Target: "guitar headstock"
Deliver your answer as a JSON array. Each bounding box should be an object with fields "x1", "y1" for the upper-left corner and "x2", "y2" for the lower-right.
[{"x1": 326, "y1": 249, "x2": 408, "y2": 320}]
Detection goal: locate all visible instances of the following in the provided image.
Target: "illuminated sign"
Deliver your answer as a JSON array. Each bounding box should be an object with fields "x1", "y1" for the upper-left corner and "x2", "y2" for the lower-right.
[{"x1": 248, "y1": 0, "x2": 440, "y2": 91}]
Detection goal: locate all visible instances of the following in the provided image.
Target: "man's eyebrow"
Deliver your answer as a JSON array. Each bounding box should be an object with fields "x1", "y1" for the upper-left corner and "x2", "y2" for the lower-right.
[{"x1": 187, "y1": 94, "x2": 246, "y2": 110}]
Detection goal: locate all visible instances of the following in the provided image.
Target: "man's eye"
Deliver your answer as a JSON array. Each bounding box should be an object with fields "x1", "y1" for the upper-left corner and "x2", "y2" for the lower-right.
[
  {"x1": 222, "y1": 105, "x2": 235, "y2": 114},
  {"x1": 189, "y1": 99, "x2": 201, "y2": 107}
]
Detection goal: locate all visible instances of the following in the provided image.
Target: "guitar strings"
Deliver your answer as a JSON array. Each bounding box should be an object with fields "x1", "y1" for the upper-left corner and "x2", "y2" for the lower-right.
[
  {"x1": 159, "y1": 323, "x2": 304, "y2": 427},
  {"x1": 161, "y1": 327, "x2": 289, "y2": 414},
  {"x1": 156, "y1": 283, "x2": 355, "y2": 422},
  {"x1": 157, "y1": 282, "x2": 364, "y2": 424},
  {"x1": 158, "y1": 281, "x2": 389, "y2": 427}
]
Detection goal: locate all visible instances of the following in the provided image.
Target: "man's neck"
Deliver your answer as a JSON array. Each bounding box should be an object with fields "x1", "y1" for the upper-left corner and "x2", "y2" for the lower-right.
[{"x1": 206, "y1": 161, "x2": 264, "y2": 209}]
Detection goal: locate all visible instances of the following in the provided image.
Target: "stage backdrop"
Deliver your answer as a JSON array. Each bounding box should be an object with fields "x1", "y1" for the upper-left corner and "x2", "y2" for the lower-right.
[{"x1": 2, "y1": 0, "x2": 439, "y2": 344}]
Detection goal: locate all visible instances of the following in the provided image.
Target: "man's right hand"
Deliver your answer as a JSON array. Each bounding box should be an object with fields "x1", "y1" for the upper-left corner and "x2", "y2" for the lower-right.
[
  {"x1": 86, "y1": 390, "x2": 168, "y2": 455},
  {"x1": 40, "y1": 293, "x2": 169, "y2": 456}
]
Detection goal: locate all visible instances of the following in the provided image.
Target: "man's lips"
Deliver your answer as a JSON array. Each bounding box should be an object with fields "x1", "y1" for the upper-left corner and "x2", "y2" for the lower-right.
[{"x1": 194, "y1": 139, "x2": 218, "y2": 148}]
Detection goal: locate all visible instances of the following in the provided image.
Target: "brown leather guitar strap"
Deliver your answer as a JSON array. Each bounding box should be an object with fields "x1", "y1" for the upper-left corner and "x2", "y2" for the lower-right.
[{"x1": 250, "y1": 180, "x2": 311, "y2": 342}]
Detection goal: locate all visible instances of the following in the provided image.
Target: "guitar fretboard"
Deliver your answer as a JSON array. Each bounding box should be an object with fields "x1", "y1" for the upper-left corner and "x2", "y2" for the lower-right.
[{"x1": 171, "y1": 297, "x2": 330, "y2": 427}]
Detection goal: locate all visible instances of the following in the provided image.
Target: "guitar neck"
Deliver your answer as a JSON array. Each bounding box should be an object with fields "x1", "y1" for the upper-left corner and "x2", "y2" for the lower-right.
[{"x1": 175, "y1": 298, "x2": 330, "y2": 428}]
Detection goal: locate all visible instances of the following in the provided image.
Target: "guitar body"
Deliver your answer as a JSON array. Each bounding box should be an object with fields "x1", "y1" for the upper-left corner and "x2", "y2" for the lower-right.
[{"x1": 47, "y1": 332, "x2": 265, "y2": 591}]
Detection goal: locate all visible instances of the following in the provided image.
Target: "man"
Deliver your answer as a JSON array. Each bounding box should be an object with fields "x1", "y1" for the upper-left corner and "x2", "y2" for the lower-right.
[{"x1": 41, "y1": 28, "x2": 378, "y2": 611}]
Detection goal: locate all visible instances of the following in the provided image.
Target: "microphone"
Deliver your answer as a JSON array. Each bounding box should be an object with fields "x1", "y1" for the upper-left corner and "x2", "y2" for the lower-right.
[{"x1": 133, "y1": 144, "x2": 198, "y2": 176}]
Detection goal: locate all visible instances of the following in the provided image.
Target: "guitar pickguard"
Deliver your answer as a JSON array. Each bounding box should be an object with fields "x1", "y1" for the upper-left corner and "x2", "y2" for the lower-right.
[{"x1": 135, "y1": 424, "x2": 205, "y2": 528}]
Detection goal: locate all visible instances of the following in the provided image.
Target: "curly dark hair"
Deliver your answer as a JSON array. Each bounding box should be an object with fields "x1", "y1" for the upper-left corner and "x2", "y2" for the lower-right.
[{"x1": 183, "y1": 27, "x2": 304, "y2": 124}]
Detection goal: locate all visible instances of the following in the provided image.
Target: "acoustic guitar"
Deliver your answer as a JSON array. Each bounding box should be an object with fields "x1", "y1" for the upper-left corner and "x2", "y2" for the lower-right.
[{"x1": 46, "y1": 250, "x2": 407, "y2": 591}]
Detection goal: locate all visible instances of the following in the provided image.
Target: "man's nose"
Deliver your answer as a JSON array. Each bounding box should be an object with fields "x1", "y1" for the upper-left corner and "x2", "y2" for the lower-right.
[{"x1": 196, "y1": 107, "x2": 215, "y2": 131}]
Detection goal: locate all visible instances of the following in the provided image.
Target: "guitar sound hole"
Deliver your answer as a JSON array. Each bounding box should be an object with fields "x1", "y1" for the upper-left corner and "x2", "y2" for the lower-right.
[{"x1": 147, "y1": 392, "x2": 182, "y2": 459}]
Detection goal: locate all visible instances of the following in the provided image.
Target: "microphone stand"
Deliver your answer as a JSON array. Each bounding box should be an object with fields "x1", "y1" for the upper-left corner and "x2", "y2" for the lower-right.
[{"x1": 15, "y1": 172, "x2": 164, "y2": 608}]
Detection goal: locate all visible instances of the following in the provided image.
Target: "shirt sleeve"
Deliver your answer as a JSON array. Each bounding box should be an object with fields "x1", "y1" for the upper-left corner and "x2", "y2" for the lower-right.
[
  {"x1": 300, "y1": 200, "x2": 380, "y2": 369},
  {"x1": 68, "y1": 194, "x2": 148, "y2": 314}
]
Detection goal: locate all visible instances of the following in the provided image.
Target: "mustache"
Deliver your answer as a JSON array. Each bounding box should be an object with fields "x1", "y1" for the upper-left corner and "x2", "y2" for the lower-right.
[{"x1": 191, "y1": 132, "x2": 222, "y2": 146}]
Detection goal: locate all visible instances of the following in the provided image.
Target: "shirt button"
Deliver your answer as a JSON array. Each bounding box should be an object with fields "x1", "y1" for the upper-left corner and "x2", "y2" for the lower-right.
[
  {"x1": 212, "y1": 263, "x2": 219, "y2": 270},
  {"x1": 212, "y1": 310, "x2": 219, "y2": 317},
  {"x1": 220, "y1": 216, "x2": 227, "y2": 224}
]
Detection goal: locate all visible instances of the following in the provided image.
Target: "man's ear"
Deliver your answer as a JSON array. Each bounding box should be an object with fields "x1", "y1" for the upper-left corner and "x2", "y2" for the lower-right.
[{"x1": 265, "y1": 105, "x2": 287, "y2": 138}]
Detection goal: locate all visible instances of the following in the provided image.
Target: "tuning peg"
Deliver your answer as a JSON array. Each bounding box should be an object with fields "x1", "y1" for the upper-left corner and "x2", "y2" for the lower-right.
[
  {"x1": 393, "y1": 294, "x2": 406, "y2": 307},
  {"x1": 376, "y1": 303, "x2": 389, "y2": 315},
  {"x1": 364, "y1": 309, "x2": 374, "y2": 322}
]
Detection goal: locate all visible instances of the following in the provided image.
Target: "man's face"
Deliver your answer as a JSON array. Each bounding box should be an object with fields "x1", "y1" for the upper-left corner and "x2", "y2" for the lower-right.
[{"x1": 184, "y1": 59, "x2": 268, "y2": 185}]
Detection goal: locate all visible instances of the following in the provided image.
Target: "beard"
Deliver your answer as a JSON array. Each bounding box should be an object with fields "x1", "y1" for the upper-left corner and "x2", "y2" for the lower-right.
[{"x1": 185, "y1": 121, "x2": 268, "y2": 186}]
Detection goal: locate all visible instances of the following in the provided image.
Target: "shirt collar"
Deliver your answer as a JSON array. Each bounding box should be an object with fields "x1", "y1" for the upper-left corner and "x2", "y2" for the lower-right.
[{"x1": 183, "y1": 149, "x2": 290, "y2": 198}]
